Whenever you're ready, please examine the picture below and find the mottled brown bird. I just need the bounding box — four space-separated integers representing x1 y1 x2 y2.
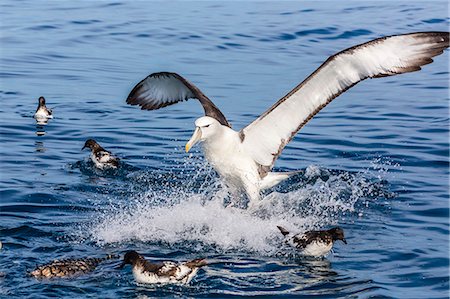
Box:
30 254 118 278
277 226 347 257
82 139 120 169
119 250 207 284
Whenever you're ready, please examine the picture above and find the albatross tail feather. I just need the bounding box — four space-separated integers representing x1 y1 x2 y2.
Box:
260 171 301 190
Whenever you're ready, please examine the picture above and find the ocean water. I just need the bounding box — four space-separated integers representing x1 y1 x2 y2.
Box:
0 1 449 298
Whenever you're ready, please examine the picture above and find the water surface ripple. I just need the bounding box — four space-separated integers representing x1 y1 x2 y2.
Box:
0 1 449 298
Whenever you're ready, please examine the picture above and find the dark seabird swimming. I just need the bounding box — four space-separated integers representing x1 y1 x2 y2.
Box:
82 139 120 169
34 96 53 125
30 254 118 278
277 226 347 257
125 32 449 209
119 250 207 284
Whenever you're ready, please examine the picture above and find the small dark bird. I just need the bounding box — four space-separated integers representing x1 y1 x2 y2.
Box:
34 96 53 123
277 226 347 257
30 254 118 278
119 250 207 284
82 139 119 169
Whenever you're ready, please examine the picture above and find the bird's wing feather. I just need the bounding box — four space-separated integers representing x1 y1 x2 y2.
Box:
293 231 319 248
240 32 449 171
126 72 230 127
142 260 166 274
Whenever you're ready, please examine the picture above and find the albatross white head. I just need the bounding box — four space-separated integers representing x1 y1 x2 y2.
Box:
185 116 222 152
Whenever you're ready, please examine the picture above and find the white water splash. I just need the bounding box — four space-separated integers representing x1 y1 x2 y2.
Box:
85 162 391 255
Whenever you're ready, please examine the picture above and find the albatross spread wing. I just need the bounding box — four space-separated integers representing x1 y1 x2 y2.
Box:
240 32 449 171
126 72 230 127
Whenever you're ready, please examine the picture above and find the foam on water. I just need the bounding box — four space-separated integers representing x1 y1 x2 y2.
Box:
87 163 390 255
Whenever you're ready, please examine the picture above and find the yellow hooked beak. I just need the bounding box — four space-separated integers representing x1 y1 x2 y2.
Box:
185 127 202 152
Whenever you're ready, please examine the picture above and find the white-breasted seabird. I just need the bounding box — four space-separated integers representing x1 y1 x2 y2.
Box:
126 32 449 208
277 226 347 257
119 250 207 285
30 254 118 278
34 96 53 124
82 139 120 169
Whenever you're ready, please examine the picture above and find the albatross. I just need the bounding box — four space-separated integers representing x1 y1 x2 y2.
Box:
126 32 449 208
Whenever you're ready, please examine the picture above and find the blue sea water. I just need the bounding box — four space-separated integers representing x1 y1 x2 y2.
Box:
0 1 449 298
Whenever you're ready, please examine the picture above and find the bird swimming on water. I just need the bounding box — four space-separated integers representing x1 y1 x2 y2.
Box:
30 254 118 278
119 250 207 285
126 32 449 208
34 96 53 124
277 226 347 257
82 139 120 169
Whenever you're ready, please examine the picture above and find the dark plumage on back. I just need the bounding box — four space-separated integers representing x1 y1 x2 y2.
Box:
30 254 118 278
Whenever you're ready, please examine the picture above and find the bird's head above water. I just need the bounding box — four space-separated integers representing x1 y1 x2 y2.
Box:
38 96 46 107
118 250 141 269
82 139 100 151
185 116 222 152
328 227 347 244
